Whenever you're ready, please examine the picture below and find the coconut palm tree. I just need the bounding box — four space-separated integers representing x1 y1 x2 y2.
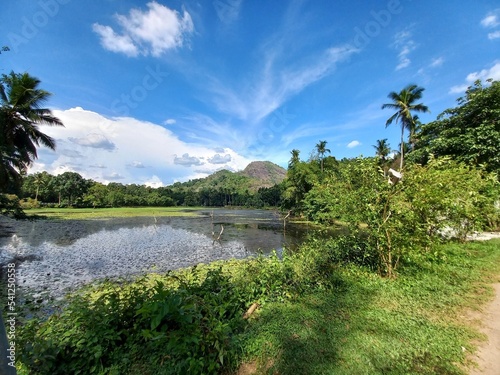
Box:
32 171 49 202
373 138 391 162
408 114 422 151
381 84 429 171
315 140 331 173
0 72 63 190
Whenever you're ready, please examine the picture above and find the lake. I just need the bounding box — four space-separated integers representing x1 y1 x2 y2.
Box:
0 209 311 300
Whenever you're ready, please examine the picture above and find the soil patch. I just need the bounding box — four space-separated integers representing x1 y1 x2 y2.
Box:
468 282 500 374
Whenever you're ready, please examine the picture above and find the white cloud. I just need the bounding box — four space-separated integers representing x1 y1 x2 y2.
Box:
488 30 500 40
128 161 146 168
144 175 164 188
206 44 358 123
430 57 444 68
173 153 203 166
164 118 176 125
30 107 252 185
69 133 116 150
92 24 138 57
449 61 500 94
481 9 500 40
392 28 416 71
481 9 500 28
93 2 194 57
208 153 232 164
347 140 361 148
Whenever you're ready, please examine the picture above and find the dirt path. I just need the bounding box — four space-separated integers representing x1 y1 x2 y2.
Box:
469 282 500 374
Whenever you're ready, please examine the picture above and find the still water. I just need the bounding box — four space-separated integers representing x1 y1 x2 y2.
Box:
0 209 310 299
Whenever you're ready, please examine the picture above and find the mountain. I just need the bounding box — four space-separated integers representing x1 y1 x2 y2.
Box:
172 161 286 193
238 161 287 189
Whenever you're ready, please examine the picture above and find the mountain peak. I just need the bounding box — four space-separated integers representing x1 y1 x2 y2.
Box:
239 161 286 189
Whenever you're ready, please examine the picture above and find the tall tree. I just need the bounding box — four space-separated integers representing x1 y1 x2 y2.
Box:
408 115 422 151
381 84 429 171
373 139 391 162
289 149 301 169
33 171 48 202
315 140 331 173
0 72 63 190
411 80 500 174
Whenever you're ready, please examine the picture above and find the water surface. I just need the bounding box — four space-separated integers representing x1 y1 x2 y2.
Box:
0 209 309 299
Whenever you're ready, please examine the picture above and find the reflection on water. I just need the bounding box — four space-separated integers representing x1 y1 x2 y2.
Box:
0 209 310 298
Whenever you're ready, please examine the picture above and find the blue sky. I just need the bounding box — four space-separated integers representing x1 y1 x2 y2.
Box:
1 0 499 186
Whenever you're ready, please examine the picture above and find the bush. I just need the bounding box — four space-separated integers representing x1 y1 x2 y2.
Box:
20 197 40 209
19 268 252 374
0 194 26 219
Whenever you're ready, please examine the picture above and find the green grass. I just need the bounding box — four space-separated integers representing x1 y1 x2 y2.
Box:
24 206 204 220
239 239 500 374
14 238 500 374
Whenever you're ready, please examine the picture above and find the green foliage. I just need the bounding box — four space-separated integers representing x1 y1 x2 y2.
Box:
303 157 499 277
411 80 500 173
0 72 63 192
15 219 500 374
242 239 500 375
0 193 26 219
382 84 429 170
50 171 91 206
18 255 311 375
19 168 283 209
18 270 243 375
282 151 320 213
136 268 247 374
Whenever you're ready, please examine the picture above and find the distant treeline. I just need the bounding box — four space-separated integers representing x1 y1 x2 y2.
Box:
19 171 282 209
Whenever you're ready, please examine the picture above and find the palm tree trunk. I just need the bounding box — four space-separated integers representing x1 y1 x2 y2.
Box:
400 125 404 171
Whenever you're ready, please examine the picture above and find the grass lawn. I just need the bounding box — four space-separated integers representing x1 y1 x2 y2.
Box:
14 237 500 374
239 239 500 374
24 206 205 220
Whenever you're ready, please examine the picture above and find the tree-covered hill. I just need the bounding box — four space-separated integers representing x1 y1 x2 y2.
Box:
15 161 285 209
239 161 287 189
174 161 286 193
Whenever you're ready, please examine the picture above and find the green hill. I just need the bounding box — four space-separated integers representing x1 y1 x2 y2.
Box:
174 161 286 193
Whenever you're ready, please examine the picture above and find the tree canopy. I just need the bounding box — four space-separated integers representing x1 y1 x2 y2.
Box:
382 84 429 171
411 80 500 174
0 72 63 191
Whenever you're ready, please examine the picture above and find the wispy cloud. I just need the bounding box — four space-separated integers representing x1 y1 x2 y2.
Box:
281 121 336 147
214 0 243 24
281 101 386 148
186 1 360 130
449 61 500 94
392 28 416 70
430 57 444 68
206 45 358 124
417 56 445 81
93 1 194 57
